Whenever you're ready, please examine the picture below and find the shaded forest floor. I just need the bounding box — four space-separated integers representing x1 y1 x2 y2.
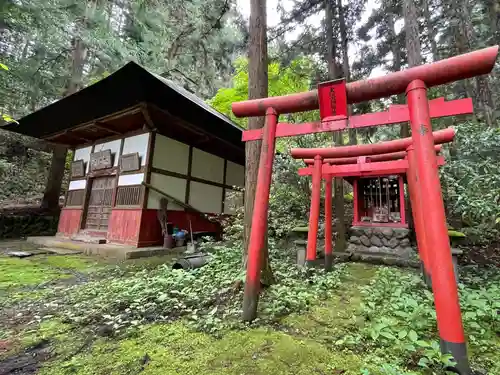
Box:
0 240 499 375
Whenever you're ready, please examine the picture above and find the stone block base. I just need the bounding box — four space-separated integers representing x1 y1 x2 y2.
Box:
347 226 414 260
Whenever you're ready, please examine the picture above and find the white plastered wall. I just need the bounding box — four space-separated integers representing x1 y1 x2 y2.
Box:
225 160 244 188
152 135 189 174
73 146 92 173
148 134 245 215
189 182 223 214
147 173 186 211
118 173 144 186
191 148 224 183
189 148 225 213
68 179 86 190
223 161 244 214
122 133 150 166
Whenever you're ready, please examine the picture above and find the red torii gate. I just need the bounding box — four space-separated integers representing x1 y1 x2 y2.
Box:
296 133 449 280
302 144 442 166
232 45 498 374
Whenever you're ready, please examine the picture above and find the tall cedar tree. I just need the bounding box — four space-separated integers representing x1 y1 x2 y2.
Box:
324 0 347 251
337 0 356 145
446 0 495 125
422 0 439 61
244 0 274 287
401 0 422 138
42 1 94 210
2 0 245 207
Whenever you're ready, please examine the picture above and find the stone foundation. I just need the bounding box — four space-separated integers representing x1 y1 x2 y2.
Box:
346 226 414 259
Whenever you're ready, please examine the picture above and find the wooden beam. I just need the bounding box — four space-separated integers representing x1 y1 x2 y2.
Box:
112 139 125 207
48 131 92 143
148 103 244 156
43 104 143 141
93 122 122 135
142 182 211 219
221 159 228 214
142 131 156 209
140 102 156 130
184 146 193 206
195 134 212 144
148 103 206 137
151 166 234 190
44 134 70 144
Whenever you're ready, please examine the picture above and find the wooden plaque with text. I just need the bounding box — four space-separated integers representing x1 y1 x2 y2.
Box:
90 149 112 171
71 160 85 178
120 153 140 172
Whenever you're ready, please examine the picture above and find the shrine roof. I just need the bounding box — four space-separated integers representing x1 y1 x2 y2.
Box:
4 62 244 164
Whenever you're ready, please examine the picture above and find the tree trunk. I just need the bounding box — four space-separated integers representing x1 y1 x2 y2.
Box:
464 0 495 125
66 38 88 96
243 0 274 286
403 0 422 67
402 0 423 227
446 0 473 99
451 0 495 126
401 0 422 138
332 131 346 251
387 12 404 106
325 0 346 251
487 0 500 45
475 75 495 126
21 37 31 60
337 0 349 82
41 145 67 211
325 0 339 79
42 16 88 211
337 0 356 145
422 0 439 61
29 43 45 113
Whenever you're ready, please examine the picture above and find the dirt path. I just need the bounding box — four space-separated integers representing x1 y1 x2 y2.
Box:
0 340 52 374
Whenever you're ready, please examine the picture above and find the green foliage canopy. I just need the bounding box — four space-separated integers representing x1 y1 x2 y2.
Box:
209 56 319 128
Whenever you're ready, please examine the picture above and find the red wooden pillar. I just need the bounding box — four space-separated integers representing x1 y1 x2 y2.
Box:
398 175 406 225
306 155 322 267
324 172 333 271
406 80 470 374
406 146 432 287
242 108 278 322
353 179 360 224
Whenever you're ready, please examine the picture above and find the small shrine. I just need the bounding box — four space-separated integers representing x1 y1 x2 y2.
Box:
348 173 411 258
351 174 406 227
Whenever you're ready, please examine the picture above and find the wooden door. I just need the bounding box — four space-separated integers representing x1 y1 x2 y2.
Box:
84 176 115 231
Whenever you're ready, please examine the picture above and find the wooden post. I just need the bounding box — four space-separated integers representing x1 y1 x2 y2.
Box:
353 179 359 224
242 108 278 322
324 173 333 271
398 175 406 225
306 155 323 267
407 79 470 374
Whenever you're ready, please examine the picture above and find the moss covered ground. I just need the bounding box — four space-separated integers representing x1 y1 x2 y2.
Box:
23 264 380 375
0 240 498 375
38 323 374 375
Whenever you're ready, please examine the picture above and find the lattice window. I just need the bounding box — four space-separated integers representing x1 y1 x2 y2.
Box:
115 185 143 207
66 189 85 207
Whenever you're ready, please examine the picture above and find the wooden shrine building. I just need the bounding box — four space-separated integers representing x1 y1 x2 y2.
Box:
5 62 245 247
